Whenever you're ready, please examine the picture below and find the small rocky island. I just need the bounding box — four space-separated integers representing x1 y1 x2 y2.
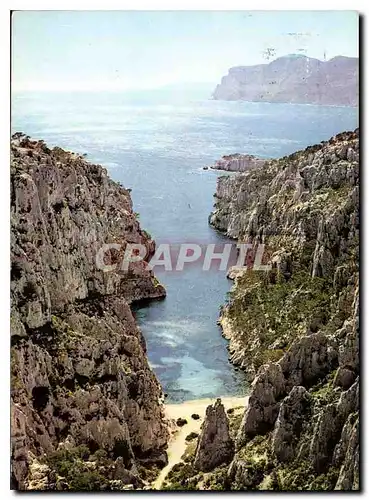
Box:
206 153 269 173
212 54 358 106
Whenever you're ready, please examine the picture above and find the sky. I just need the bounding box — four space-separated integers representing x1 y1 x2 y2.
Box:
12 10 359 92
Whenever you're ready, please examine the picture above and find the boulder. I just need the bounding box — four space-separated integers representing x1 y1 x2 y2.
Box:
185 432 199 442
176 418 187 427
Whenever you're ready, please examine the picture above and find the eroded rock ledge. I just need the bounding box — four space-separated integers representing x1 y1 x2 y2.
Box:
11 134 169 490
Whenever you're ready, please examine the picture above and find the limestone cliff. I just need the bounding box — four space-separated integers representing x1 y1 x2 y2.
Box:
10 134 169 490
206 129 359 490
212 55 358 106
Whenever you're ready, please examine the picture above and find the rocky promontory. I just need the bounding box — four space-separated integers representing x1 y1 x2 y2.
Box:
11 134 169 490
207 153 268 173
212 55 358 106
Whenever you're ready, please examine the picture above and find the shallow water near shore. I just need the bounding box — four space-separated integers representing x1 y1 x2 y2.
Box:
12 89 358 402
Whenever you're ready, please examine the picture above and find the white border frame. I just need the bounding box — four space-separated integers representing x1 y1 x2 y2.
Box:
2 2 366 497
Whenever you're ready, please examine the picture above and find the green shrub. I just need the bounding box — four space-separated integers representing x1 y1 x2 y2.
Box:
45 446 109 491
226 269 334 370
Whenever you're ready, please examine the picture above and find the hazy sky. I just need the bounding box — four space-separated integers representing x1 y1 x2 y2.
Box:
12 10 359 91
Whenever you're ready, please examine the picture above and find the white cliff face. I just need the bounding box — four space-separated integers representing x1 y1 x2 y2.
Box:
212 55 358 107
208 129 359 490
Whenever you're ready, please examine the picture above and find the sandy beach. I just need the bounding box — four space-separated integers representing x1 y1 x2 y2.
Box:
152 395 248 490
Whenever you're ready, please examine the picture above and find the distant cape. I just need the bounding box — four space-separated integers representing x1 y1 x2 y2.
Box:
212 54 358 106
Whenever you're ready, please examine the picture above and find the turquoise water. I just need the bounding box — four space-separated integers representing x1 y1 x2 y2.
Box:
12 90 358 401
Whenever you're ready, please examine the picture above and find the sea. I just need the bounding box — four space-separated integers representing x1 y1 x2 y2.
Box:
12 88 358 402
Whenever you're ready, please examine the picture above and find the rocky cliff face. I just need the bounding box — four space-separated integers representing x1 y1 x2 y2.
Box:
206 129 359 490
10 134 169 490
212 55 358 106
